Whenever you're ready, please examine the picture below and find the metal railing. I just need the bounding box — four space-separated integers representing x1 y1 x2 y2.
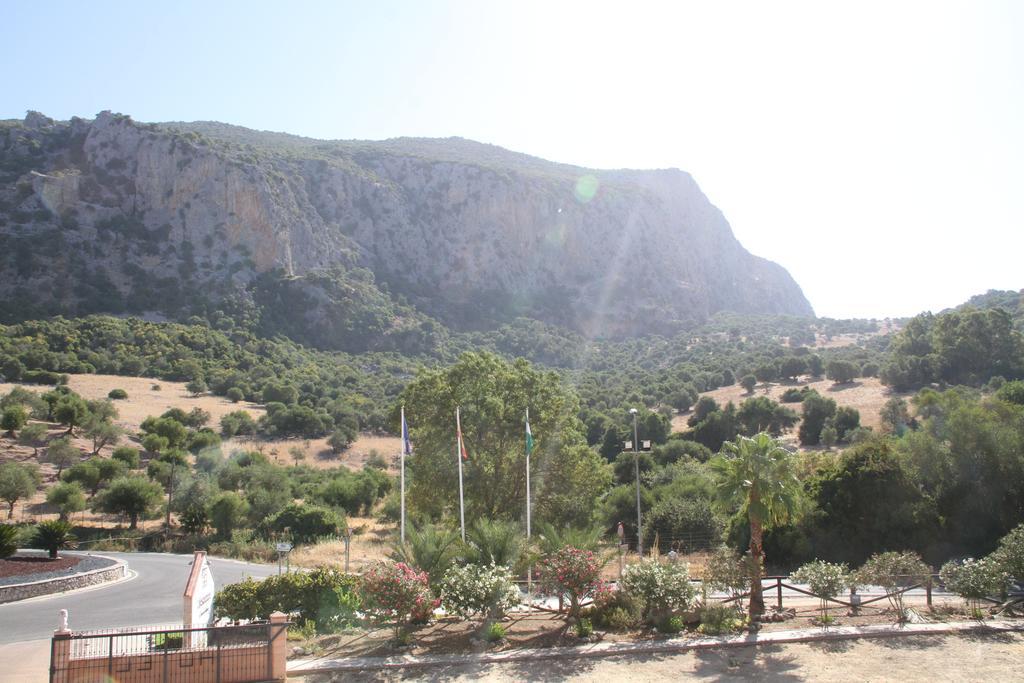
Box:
50 620 287 683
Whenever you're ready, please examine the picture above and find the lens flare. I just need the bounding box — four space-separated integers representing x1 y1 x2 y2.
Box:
574 175 599 203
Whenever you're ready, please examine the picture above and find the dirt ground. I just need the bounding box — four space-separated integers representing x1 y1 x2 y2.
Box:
290 593 986 662
298 631 1024 682
672 376 914 439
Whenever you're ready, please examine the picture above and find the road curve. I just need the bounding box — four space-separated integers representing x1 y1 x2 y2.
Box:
0 552 277 644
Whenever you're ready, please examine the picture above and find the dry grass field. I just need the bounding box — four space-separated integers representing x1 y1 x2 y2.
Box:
672 376 914 449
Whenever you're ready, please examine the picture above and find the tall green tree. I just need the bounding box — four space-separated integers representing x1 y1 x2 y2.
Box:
711 433 803 619
47 482 87 521
54 395 89 435
2 405 27 437
18 422 48 456
398 351 586 522
45 438 79 477
93 476 164 529
0 462 40 519
799 392 836 445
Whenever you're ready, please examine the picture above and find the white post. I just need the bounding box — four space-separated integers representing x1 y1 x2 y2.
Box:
456 406 466 543
526 407 532 596
631 408 643 559
400 406 406 545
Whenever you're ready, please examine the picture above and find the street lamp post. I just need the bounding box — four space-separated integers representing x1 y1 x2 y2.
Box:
629 408 643 558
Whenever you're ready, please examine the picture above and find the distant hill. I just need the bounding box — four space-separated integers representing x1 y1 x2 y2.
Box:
954 289 1024 330
0 110 812 350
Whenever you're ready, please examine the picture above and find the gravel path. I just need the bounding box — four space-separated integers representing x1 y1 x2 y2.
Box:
0 551 116 587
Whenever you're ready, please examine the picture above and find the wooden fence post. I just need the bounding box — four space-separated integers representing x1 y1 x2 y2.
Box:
776 577 783 610
926 574 933 608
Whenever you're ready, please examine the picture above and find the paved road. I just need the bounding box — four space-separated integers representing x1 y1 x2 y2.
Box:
0 551 277 644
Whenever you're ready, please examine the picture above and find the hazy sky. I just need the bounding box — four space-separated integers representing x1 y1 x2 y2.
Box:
4 1 1022 318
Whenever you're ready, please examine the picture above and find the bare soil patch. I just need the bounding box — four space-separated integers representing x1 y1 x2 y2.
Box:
291 596 1005 663
0 375 266 436
301 631 1024 682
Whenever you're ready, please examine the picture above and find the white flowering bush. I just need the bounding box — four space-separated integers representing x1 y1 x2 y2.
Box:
440 563 521 625
940 557 1009 616
620 560 696 622
992 523 1024 581
790 560 850 622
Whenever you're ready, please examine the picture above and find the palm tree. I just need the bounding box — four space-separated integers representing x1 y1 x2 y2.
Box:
390 523 462 592
710 432 803 620
465 519 525 570
33 520 77 559
533 521 606 560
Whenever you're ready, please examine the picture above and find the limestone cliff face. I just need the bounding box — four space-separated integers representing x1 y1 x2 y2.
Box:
0 112 812 339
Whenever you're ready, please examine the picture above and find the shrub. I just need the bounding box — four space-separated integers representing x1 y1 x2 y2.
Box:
32 520 77 559
620 561 697 623
485 621 506 642
855 551 931 621
439 564 520 625
780 387 807 403
108 389 128 400
0 524 17 558
390 523 463 593
992 523 1024 581
111 446 140 469
46 482 87 521
656 614 684 634
704 546 750 608
359 561 433 638
790 560 850 621
215 567 359 633
262 504 343 546
226 387 245 403
940 557 1009 616
590 582 641 630
538 546 606 620
574 617 594 638
220 410 257 437
696 603 744 635
465 518 525 569
597 605 641 631
2 405 28 436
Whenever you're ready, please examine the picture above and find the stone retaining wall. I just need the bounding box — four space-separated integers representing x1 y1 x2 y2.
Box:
0 557 126 603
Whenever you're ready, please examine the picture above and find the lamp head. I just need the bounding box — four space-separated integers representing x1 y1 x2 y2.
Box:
629 408 638 415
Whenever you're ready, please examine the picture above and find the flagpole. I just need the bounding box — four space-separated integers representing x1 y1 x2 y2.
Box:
526 407 532 597
525 407 531 542
456 406 466 543
400 406 406 545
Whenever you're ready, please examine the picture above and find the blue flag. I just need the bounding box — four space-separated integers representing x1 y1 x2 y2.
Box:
401 407 413 456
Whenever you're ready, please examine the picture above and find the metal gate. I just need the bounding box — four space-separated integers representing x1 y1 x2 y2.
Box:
50 618 289 683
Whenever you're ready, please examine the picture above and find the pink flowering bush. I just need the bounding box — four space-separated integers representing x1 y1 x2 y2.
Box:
359 561 433 638
539 546 606 619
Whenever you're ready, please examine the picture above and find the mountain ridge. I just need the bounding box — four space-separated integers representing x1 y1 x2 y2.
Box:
0 110 813 349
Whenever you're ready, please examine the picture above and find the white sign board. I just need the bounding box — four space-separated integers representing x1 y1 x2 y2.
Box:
275 542 293 553
183 551 215 636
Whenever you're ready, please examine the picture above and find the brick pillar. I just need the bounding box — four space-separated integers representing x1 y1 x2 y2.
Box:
51 630 71 683
269 611 288 682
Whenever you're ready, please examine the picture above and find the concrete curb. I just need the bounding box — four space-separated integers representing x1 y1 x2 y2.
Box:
288 619 1024 675
0 553 127 604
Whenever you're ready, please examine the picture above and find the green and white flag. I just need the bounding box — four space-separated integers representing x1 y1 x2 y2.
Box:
525 408 534 455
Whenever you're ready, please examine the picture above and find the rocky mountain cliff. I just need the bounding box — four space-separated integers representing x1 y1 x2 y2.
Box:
0 111 812 349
